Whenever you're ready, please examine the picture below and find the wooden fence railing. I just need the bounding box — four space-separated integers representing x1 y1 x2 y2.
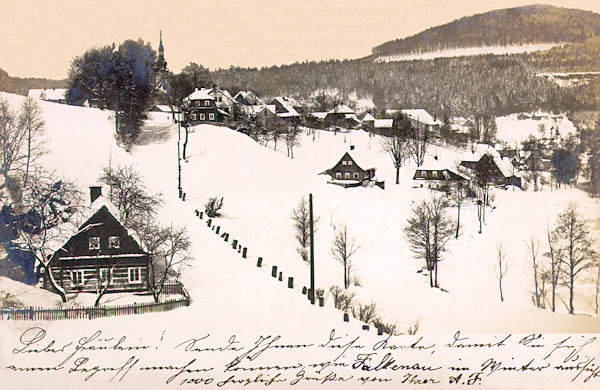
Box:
1 282 190 321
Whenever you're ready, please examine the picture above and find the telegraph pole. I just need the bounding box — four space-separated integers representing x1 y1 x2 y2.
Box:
309 193 315 305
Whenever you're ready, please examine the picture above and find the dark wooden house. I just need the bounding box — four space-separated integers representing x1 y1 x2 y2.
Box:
413 166 470 190
182 88 226 124
45 187 150 294
460 153 522 188
322 147 383 188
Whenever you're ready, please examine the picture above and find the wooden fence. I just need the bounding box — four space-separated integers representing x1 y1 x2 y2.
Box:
0 282 190 321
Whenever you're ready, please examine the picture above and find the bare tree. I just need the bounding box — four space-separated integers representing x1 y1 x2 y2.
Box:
404 196 455 288
495 244 508 302
449 180 468 238
0 98 27 180
409 120 429 167
284 123 302 159
18 97 45 187
352 301 378 324
528 238 543 308
291 197 319 263
14 168 82 302
93 260 120 307
148 225 191 303
544 225 562 312
331 224 360 289
380 134 410 185
553 203 596 314
329 285 355 311
98 163 162 228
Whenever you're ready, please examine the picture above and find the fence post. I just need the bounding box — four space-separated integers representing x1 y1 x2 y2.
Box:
319 296 324 307
287 277 293 289
257 257 262 267
195 209 199 216
199 211 203 219
302 286 307 295
362 324 369 331
215 226 220 234
242 247 247 258
343 313 349 322
232 239 238 250
271 265 277 277
207 218 212 227
278 272 283 281
29 306 34 320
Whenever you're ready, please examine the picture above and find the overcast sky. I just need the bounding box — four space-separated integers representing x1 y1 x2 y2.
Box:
1 0 600 79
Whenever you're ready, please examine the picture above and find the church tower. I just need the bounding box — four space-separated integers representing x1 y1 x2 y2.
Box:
154 31 169 100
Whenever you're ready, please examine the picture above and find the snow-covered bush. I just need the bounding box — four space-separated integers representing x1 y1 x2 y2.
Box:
204 196 224 218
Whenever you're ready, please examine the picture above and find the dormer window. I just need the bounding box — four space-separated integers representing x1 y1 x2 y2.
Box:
108 236 120 249
89 237 100 250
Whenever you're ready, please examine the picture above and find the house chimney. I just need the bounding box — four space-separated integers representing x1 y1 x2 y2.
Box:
350 145 355 150
89 185 102 204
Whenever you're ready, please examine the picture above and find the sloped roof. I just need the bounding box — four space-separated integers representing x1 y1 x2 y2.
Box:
234 90 264 105
328 104 354 115
28 88 67 101
325 147 379 172
310 112 328 119
51 195 133 254
252 104 277 117
183 88 214 102
401 109 442 126
374 119 393 128
270 97 300 117
362 113 375 122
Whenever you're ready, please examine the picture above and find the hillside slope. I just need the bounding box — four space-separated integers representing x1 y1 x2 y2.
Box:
372 4 600 58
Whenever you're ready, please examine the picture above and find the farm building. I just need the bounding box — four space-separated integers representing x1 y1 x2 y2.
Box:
460 152 522 188
182 88 229 124
413 164 470 190
321 146 384 188
44 187 150 294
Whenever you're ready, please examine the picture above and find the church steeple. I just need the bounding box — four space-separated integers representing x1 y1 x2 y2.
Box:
156 30 167 72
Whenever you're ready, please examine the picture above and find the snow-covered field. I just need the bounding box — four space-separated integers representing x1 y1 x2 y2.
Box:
496 112 577 145
1 92 599 388
374 43 562 63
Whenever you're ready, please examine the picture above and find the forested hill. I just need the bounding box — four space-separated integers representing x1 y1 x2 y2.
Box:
0 67 66 95
372 4 600 57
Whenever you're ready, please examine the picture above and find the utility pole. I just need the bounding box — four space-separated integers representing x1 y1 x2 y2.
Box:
177 140 182 198
309 193 315 305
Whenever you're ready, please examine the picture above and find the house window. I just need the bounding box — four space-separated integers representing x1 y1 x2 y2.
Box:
342 161 347 166
89 237 100 250
195 101 201 107
335 172 341 179
347 160 353 166
364 174 369 179
128 267 142 284
108 236 120 249
190 113 197 121
344 172 350 179
354 173 359 179
71 270 84 286
99 269 110 284
204 100 210 107
432 171 438 178
217 97 222 102
199 113 206 121
209 113 215 120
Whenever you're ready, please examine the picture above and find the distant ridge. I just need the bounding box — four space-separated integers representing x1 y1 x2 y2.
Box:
0 67 66 96
372 4 600 58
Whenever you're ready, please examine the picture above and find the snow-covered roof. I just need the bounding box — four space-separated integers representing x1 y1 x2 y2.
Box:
208 87 235 103
401 109 442 126
234 90 264 105
326 147 379 172
345 113 359 122
51 194 131 254
328 104 354 115
270 97 300 117
310 112 327 119
28 88 67 101
362 113 375 122
374 119 393 128
149 105 172 112
252 104 277 117
183 88 214 102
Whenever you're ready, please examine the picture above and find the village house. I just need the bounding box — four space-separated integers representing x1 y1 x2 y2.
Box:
321 146 384 189
206 85 236 114
27 88 67 104
45 186 150 294
413 163 470 190
234 90 263 106
361 113 375 131
523 152 552 172
323 104 360 129
386 108 442 133
251 105 287 128
268 97 301 123
182 88 229 124
460 151 522 188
